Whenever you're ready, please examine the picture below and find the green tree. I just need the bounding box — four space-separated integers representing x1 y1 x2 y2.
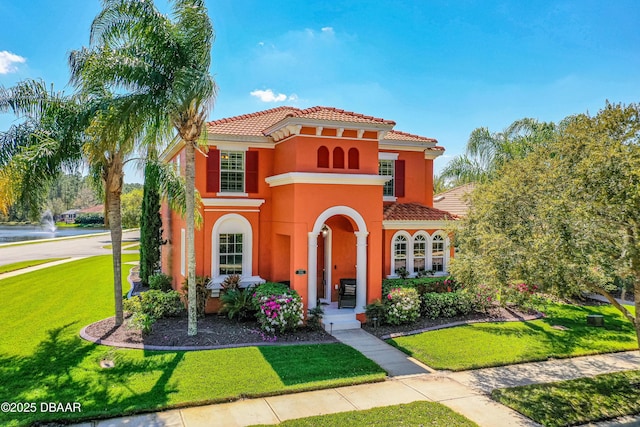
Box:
139 160 163 286
451 102 640 345
71 0 217 335
121 188 143 228
441 118 556 186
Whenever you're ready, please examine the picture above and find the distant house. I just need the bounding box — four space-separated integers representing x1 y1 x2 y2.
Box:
80 205 104 215
160 106 457 324
433 183 475 218
60 209 80 224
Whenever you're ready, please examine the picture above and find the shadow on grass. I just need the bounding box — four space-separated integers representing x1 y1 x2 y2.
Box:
0 323 184 426
492 370 640 427
258 343 385 386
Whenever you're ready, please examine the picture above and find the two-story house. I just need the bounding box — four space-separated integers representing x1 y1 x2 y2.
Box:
160 106 455 326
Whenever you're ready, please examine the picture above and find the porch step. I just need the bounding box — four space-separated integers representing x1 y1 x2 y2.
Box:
321 309 361 332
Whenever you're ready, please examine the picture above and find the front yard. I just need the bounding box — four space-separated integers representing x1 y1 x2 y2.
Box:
0 255 384 427
387 303 637 371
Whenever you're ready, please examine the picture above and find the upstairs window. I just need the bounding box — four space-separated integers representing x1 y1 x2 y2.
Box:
379 159 394 197
220 151 245 193
333 147 345 169
348 148 359 169
317 146 329 168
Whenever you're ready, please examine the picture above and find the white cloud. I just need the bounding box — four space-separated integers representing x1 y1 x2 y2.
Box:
0 51 26 74
250 89 287 102
288 94 299 102
321 27 334 35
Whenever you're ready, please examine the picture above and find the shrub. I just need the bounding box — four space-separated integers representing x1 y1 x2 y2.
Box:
365 299 385 327
221 287 256 321
467 284 497 313
502 282 539 309
74 212 104 225
307 306 324 330
385 287 420 325
421 291 475 319
148 273 173 292
252 282 293 309
181 275 210 318
256 291 304 334
124 289 184 334
221 274 241 291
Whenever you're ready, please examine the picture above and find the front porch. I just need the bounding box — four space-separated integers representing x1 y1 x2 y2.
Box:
320 302 361 332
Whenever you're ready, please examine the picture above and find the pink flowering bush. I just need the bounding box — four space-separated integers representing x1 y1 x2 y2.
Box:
256 292 304 334
385 287 420 325
503 282 540 310
467 284 497 313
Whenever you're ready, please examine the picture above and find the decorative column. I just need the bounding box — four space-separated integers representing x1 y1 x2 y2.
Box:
307 232 318 310
355 231 369 313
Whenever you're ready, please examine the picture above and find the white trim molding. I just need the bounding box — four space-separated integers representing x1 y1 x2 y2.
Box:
382 220 454 230
210 213 254 281
202 198 265 208
378 152 399 160
266 172 390 187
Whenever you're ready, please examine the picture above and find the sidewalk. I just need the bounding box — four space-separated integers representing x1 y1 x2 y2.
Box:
69 326 640 427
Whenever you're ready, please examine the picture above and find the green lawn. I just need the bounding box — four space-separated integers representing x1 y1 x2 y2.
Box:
388 303 637 371
252 401 478 427
0 256 385 427
0 258 68 274
492 370 640 427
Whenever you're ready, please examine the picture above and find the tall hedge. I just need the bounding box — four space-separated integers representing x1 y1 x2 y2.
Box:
139 161 163 286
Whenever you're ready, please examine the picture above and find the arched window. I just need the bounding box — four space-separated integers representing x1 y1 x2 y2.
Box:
413 234 426 274
348 148 359 169
333 147 345 169
431 234 445 272
212 214 253 279
317 146 329 168
393 234 408 275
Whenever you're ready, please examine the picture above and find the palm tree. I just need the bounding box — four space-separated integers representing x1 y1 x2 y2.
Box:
1 79 144 327
70 0 216 335
0 80 85 217
441 118 556 185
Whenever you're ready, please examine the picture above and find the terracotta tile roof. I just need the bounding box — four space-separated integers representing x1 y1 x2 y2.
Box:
383 202 458 221
207 107 299 136
287 106 396 125
433 183 476 217
386 130 437 143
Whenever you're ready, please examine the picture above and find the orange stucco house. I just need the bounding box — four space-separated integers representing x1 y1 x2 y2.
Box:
160 106 455 328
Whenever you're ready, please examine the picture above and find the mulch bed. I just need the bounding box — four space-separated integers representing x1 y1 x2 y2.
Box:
83 305 540 350
83 314 337 349
362 306 542 339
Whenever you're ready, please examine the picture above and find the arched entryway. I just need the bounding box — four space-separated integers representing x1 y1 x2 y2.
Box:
308 206 368 313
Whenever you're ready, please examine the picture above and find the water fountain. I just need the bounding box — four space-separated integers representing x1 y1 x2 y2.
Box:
40 209 57 234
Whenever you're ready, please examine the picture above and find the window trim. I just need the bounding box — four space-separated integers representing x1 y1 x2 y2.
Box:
211 214 253 279
388 230 449 277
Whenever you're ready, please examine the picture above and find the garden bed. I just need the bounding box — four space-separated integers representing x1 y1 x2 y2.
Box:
84 313 337 349
362 306 541 339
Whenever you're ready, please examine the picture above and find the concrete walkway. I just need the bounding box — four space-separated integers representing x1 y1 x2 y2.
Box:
331 329 432 376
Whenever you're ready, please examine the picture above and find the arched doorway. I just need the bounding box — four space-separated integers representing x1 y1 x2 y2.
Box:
308 206 368 313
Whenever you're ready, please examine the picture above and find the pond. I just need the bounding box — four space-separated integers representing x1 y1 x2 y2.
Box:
0 225 108 243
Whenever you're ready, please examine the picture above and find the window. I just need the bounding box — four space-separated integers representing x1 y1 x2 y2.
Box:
219 233 243 274
220 151 245 193
348 148 359 169
379 159 394 197
317 146 329 168
413 234 426 273
432 234 445 272
393 234 407 274
333 147 345 169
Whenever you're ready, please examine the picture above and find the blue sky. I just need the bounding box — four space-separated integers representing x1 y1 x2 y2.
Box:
1 1 639 183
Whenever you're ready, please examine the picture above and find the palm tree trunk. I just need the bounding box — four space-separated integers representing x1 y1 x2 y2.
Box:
106 157 124 326
185 141 197 336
